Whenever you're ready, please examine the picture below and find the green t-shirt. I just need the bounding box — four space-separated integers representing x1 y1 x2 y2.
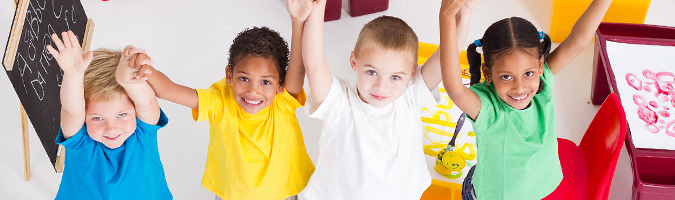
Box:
468 63 562 200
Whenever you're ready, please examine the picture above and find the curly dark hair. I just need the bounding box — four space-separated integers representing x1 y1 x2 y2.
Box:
228 27 290 84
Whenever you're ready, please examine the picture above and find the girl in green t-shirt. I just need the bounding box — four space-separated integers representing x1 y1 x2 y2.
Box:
438 0 613 199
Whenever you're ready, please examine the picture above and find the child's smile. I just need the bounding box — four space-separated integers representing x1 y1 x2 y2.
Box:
85 95 137 149
228 55 284 114
371 94 388 101
486 49 543 110
507 91 533 107
103 133 121 140
242 98 263 106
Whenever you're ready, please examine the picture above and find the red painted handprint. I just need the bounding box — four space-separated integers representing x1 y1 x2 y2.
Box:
626 69 675 137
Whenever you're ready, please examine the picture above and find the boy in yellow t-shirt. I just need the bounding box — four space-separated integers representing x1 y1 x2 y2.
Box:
134 16 313 200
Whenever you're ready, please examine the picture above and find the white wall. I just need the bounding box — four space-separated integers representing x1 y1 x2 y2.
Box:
0 0 673 199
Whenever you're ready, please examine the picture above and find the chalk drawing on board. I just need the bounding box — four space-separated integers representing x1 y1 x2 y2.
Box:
39 51 50 75
27 38 36 61
16 54 31 94
17 54 32 78
53 1 63 19
3 0 91 168
31 71 45 100
607 41 675 150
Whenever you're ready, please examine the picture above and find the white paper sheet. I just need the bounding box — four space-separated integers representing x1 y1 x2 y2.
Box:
607 41 675 150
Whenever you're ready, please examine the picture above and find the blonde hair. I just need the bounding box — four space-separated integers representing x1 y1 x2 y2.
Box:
354 16 419 66
83 48 127 102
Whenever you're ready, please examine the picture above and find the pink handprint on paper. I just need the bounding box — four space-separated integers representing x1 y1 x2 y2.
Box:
666 120 675 137
648 70 675 102
658 111 670 118
626 69 675 137
626 73 642 90
635 95 659 133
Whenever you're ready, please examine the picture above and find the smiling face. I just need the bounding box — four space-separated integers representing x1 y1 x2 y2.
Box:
351 44 416 108
85 94 137 149
484 48 543 110
227 55 284 114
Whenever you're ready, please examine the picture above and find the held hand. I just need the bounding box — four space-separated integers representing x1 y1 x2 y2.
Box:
116 49 153 85
440 0 470 17
135 64 154 81
122 45 153 69
45 31 92 76
287 0 318 22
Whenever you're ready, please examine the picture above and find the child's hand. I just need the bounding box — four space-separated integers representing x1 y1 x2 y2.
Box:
122 45 153 69
287 0 318 22
305 0 326 22
116 46 153 85
135 64 154 81
441 0 470 17
46 31 93 76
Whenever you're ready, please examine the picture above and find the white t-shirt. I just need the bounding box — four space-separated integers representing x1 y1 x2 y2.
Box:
300 66 440 200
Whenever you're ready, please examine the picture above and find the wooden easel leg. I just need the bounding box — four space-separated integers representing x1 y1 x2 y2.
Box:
20 104 30 181
55 146 65 173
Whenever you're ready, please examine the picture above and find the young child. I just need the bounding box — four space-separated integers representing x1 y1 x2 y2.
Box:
47 31 171 199
438 0 613 199
133 9 314 200
292 0 477 199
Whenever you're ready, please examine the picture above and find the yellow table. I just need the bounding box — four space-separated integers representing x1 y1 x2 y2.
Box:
421 180 463 200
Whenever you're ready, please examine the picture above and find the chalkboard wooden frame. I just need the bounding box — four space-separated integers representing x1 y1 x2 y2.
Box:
3 0 93 172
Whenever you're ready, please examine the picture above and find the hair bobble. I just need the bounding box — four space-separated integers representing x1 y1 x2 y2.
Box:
538 31 545 39
474 39 483 47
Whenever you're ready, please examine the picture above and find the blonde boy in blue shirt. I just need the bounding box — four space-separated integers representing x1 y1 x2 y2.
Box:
48 31 171 199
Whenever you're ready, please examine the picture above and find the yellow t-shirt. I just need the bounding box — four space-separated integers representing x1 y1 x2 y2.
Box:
193 78 314 200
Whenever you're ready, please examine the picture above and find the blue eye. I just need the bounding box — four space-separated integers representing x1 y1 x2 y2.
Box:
525 71 534 77
501 75 512 80
262 80 271 85
118 113 126 118
93 117 102 121
391 75 401 80
367 70 376 76
239 77 248 82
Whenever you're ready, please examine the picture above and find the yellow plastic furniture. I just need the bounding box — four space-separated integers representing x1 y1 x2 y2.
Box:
550 0 651 43
421 179 463 200
418 42 479 80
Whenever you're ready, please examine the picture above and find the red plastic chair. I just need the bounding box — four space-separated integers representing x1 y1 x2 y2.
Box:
544 93 627 200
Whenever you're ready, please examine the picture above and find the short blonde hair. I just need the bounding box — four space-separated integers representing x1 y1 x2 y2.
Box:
354 16 419 66
83 48 127 102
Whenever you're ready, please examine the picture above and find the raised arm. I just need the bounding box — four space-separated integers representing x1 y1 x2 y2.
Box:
421 0 481 90
116 47 160 125
547 0 612 75
134 64 199 110
456 0 481 51
46 31 92 139
285 0 313 98
298 0 333 107
440 0 481 120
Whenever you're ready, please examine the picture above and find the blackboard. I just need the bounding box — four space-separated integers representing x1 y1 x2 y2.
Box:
3 0 90 169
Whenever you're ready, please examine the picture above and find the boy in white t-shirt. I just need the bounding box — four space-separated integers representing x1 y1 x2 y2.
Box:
289 0 477 199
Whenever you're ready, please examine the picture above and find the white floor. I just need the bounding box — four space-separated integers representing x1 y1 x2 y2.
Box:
1 0 674 199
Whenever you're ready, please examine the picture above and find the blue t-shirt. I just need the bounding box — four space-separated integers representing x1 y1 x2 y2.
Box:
55 110 172 200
